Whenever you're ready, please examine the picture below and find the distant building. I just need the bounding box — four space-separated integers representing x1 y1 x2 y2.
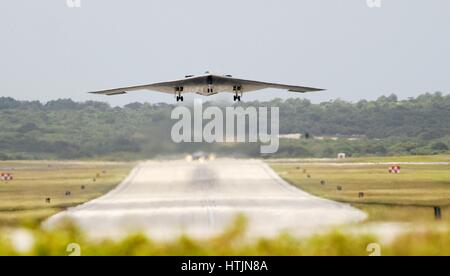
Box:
278 133 302 140
337 153 347 159
315 136 338 141
314 135 366 141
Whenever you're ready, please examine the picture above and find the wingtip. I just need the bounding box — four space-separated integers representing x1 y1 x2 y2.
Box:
307 88 326 92
88 91 127 96
289 88 325 93
88 91 106 95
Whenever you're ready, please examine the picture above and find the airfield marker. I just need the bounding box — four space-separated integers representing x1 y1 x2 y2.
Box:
1 173 13 181
434 207 442 220
389 166 401 174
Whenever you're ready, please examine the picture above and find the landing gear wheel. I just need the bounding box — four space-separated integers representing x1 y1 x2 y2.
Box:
176 95 184 102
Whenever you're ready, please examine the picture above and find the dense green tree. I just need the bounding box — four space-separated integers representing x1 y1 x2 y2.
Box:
431 142 449 151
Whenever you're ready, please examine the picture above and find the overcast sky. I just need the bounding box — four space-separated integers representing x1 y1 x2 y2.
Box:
0 0 449 105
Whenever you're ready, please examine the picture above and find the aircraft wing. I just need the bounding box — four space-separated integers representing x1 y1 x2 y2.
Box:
88 79 190 96
217 76 324 93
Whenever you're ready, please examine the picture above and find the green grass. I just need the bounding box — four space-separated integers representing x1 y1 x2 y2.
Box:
340 155 450 163
0 161 133 226
267 154 450 163
270 159 450 222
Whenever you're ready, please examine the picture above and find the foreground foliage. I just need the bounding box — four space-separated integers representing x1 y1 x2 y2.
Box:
1 217 449 256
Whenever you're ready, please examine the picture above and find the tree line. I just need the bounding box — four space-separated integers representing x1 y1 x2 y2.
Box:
0 93 449 160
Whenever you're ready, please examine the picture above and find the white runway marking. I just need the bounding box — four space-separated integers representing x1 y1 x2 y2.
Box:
45 159 366 240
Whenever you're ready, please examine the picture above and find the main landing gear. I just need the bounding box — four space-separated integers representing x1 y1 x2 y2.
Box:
175 87 184 102
233 85 242 102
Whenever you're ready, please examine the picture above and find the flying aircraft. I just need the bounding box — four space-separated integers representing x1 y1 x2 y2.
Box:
89 72 324 102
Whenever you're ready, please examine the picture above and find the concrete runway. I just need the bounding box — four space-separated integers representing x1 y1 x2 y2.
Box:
45 159 366 240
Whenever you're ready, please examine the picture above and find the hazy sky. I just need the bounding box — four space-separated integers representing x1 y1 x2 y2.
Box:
1 0 449 105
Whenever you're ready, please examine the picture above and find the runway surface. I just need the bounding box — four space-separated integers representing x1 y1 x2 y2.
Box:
45 159 366 240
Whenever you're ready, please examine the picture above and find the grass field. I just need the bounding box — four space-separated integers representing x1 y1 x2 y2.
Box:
0 161 133 226
342 155 450 163
269 157 450 222
270 154 450 164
